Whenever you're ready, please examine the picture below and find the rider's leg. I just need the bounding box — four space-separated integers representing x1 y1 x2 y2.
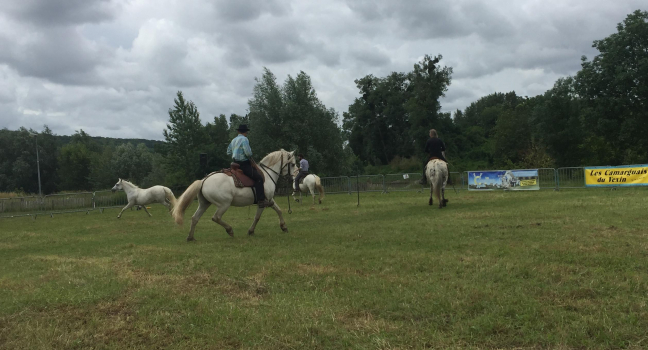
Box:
250 167 266 203
239 161 268 206
418 159 428 185
294 172 304 191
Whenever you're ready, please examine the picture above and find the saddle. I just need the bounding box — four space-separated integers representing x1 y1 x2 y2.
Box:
428 156 446 162
205 163 263 188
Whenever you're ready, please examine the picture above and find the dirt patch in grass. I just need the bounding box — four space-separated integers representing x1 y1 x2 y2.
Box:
337 310 400 333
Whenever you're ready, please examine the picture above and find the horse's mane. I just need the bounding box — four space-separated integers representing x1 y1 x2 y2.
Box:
120 179 140 189
261 149 289 167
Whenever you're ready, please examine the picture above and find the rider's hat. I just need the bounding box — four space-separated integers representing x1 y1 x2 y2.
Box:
236 124 250 132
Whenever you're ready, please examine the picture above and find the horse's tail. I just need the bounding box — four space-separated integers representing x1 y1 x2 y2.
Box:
433 161 448 203
171 180 202 226
315 175 325 200
164 187 177 209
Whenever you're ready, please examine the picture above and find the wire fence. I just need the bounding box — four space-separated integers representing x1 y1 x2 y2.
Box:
0 167 637 218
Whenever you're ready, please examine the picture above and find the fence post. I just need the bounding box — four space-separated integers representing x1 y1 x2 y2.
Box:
554 169 560 191
381 174 386 194
347 177 351 195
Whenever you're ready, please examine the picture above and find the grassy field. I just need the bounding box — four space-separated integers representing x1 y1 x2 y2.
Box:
1 189 647 349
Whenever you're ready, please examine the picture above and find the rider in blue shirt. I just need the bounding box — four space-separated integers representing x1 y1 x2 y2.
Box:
227 124 270 208
294 154 309 191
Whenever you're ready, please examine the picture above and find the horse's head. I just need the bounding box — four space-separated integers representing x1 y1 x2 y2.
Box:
111 178 123 192
284 150 296 177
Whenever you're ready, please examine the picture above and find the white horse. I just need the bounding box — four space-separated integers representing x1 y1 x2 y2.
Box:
171 149 295 241
291 169 325 205
111 179 177 218
426 159 449 208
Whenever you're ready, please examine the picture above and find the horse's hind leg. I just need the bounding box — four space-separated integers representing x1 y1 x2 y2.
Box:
442 188 448 207
309 185 316 206
187 196 211 242
211 203 233 237
429 184 434 206
142 206 153 217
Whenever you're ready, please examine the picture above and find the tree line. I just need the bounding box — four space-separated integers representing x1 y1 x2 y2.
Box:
1 10 646 195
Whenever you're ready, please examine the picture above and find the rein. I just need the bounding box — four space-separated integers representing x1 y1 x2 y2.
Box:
258 153 293 187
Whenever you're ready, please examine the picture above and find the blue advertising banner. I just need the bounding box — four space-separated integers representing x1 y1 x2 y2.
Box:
468 170 540 190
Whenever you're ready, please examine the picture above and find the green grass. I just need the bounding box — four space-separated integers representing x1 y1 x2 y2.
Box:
1 189 648 349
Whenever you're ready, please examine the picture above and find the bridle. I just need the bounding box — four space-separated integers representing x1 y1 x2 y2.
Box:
258 152 294 188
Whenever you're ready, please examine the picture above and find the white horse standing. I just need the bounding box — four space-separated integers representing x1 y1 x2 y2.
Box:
426 159 449 208
111 179 177 218
171 150 295 241
291 168 325 205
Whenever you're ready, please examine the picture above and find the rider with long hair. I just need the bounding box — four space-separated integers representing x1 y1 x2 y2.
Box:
418 129 448 185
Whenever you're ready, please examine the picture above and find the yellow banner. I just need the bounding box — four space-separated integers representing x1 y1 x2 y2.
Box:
585 165 648 186
520 179 537 186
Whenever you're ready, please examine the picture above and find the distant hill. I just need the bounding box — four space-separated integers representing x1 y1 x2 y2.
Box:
55 135 165 151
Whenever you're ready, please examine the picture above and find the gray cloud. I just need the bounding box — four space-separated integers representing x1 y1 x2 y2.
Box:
4 0 120 26
0 0 644 140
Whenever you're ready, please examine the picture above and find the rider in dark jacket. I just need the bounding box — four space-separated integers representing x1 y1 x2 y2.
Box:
418 129 448 185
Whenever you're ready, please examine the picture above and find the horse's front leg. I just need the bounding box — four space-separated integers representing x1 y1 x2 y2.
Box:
429 183 434 206
247 206 265 236
292 191 299 203
142 206 153 217
270 201 288 233
117 202 135 218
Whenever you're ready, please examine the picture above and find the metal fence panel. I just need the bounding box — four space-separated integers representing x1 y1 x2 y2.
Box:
43 192 94 212
319 176 351 194
557 167 586 188
384 173 424 192
538 168 557 190
348 175 385 193
93 190 128 209
0 196 42 215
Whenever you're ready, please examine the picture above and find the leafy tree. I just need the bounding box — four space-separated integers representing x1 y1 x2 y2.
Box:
227 113 249 139
248 68 284 154
57 130 94 191
204 114 231 171
575 9 648 165
162 91 209 186
88 147 116 190
344 55 452 167
248 68 345 175
111 143 153 185
406 55 454 161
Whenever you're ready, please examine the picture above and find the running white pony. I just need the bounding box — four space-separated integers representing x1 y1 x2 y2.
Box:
426 159 449 209
291 168 325 205
111 179 177 218
171 149 295 241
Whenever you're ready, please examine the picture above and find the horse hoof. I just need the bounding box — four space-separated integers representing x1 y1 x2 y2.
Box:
187 237 196 242
248 230 254 236
282 227 289 233
226 229 234 237
319 200 322 204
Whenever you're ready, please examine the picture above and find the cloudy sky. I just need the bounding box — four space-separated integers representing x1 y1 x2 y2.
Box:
0 0 644 140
